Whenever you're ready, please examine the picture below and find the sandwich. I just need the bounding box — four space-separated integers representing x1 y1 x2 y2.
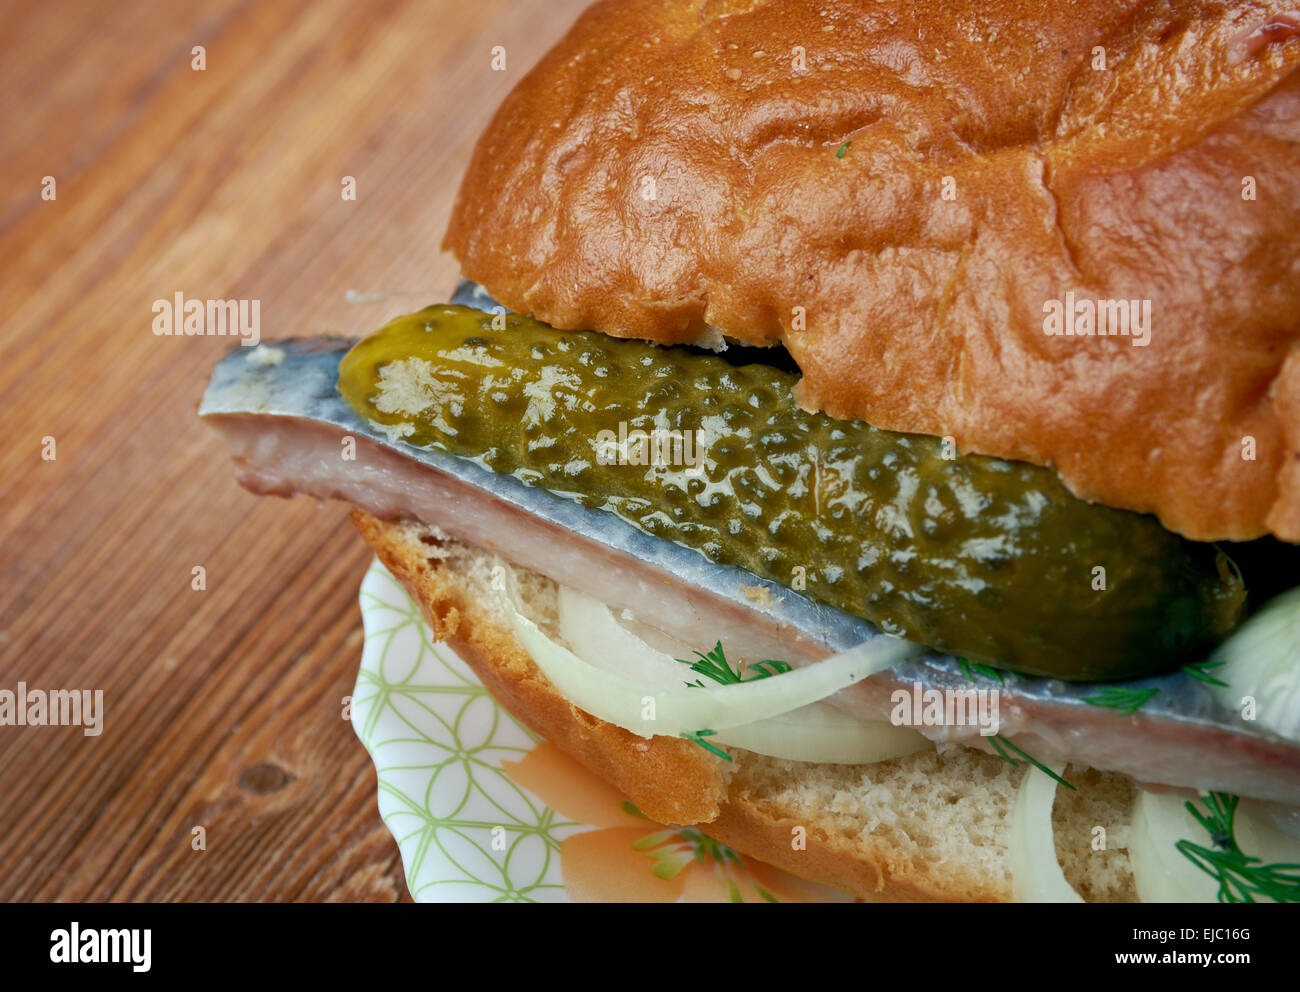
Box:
200 0 1300 901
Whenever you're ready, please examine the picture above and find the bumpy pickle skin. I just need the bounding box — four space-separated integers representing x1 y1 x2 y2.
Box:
338 305 1245 681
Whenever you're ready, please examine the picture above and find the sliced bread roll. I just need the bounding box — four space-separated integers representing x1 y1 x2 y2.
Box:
353 509 1138 902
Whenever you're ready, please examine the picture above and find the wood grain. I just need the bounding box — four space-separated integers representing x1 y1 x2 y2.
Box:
0 0 590 901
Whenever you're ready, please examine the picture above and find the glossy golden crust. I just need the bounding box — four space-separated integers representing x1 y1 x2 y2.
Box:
445 0 1300 541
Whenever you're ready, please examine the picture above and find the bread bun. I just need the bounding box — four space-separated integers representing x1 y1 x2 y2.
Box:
353 509 1139 902
444 0 1300 542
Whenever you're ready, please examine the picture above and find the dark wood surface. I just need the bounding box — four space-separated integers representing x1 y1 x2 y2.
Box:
0 0 588 901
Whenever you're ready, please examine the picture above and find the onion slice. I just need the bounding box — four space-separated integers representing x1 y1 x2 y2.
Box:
557 586 692 689
1128 790 1219 902
712 702 928 764
1129 788 1300 903
1009 762 1084 902
1206 586 1300 742
556 584 928 763
499 573 923 739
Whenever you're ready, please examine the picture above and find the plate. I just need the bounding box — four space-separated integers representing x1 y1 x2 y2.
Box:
350 557 846 902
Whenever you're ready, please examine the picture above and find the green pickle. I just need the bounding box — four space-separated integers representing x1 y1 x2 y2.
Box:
339 305 1245 681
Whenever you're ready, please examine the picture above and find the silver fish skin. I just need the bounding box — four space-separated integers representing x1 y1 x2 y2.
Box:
198 284 1300 805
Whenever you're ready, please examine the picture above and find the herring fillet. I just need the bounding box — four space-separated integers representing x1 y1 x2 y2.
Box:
198 284 1300 805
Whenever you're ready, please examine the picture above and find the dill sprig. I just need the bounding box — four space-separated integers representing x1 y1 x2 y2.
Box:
676 643 791 761
1081 686 1160 716
1181 659 1229 688
988 734 1077 791
956 656 1004 683
1177 793 1300 903
679 729 730 762
678 642 791 688
955 661 1074 790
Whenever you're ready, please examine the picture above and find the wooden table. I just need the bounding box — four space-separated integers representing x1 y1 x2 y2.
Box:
0 0 589 901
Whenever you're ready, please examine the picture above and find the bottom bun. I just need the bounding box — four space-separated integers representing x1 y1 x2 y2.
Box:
352 510 1139 902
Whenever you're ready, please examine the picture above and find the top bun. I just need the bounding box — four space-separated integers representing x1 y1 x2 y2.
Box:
445 0 1300 542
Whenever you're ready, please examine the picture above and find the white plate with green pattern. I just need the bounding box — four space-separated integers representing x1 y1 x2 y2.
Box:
350 557 847 903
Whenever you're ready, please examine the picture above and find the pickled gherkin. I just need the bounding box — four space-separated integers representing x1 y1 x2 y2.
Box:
338 304 1245 681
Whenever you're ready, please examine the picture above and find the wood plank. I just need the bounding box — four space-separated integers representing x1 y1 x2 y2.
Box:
0 0 590 901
